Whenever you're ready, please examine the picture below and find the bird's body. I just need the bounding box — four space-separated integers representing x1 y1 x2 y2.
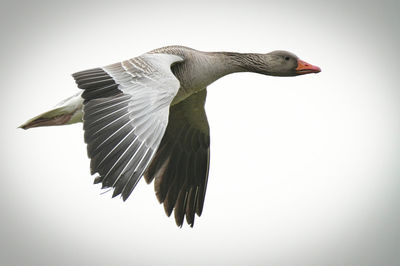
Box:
20 45 321 227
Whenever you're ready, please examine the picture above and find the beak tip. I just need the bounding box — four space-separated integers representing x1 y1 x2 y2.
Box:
296 59 321 74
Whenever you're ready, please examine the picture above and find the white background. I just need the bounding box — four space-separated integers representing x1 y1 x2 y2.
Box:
2 0 400 265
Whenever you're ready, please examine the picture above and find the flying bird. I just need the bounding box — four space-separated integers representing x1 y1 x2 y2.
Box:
20 46 321 227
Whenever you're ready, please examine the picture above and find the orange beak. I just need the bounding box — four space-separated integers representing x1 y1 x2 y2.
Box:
296 59 321 74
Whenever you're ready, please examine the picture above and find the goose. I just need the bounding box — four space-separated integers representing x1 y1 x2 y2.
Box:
20 45 321 227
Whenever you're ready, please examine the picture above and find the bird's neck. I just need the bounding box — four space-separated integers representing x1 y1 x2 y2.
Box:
178 51 270 89
170 49 272 105
209 51 272 76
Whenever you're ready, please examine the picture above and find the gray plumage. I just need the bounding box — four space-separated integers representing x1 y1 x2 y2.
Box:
20 45 321 227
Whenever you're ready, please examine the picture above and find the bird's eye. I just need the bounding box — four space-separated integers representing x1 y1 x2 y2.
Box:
284 56 290 61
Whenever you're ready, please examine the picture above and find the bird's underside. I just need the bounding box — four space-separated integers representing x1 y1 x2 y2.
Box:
72 52 210 227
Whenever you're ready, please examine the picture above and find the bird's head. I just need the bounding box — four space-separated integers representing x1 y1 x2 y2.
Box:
264 50 321 76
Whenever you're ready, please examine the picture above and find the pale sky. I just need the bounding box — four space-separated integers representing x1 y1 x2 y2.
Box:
2 0 400 265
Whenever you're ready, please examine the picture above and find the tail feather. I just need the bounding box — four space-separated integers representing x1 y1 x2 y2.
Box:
19 107 73 129
19 92 84 130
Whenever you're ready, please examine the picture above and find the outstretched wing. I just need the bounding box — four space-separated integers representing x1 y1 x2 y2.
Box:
72 53 184 200
144 89 210 227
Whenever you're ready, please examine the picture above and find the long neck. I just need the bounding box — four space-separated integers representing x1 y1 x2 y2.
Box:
210 51 272 75
173 50 271 91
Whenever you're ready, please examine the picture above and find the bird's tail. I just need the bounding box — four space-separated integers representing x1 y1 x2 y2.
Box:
19 92 84 130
